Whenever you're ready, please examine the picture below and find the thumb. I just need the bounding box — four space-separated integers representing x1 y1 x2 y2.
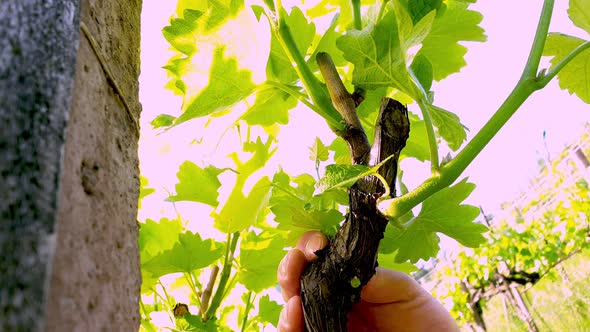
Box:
361 268 425 304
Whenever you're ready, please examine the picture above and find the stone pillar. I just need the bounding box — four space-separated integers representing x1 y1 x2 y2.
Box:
0 1 81 331
0 0 142 331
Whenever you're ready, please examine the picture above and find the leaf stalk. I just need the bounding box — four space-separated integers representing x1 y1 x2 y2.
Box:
204 232 240 320
417 99 439 172
275 9 345 132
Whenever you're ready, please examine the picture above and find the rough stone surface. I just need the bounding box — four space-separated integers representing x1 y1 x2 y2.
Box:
44 0 143 331
0 1 80 331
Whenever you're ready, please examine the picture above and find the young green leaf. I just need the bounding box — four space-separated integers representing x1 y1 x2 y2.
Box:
139 176 156 209
258 295 282 328
163 9 203 56
266 7 316 83
410 54 434 92
214 176 272 233
401 114 430 161
139 218 183 262
316 155 397 193
428 104 467 151
336 10 420 98
175 48 256 126
168 161 225 207
382 178 487 263
405 0 443 23
150 114 177 129
309 137 329 163
543 33 590 104
307 14 346 71
316 164 372 192
230 137 277 176
270 172 343 243
377 251 418 274
238 232 286 292
142 232 224 278
416 1 486 80
329 137 351 165
242 86 298 126
568 0 590 33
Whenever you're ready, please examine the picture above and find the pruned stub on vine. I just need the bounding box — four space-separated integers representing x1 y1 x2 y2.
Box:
300 52 410 332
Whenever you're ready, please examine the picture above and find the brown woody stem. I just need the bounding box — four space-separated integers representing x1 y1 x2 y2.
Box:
300 56 410 330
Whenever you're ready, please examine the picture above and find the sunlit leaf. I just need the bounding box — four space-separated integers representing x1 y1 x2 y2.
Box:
142 232 224 277
385 179 486 263
267 7 316 83
416 1 486 80
543 33 590 104
242 85 298 126
238 232 286 292
168 161 224 207
428 104 467 151
139 176 156 209
337 10 420 98
214 176 272 233
139 218 183 262
309 137 329 163
258 295 282 327
568 0 590 34
175 48 256 125
150 114 177 129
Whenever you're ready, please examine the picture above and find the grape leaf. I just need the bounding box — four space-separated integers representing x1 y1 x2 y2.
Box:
404 0 443 23
163 9 203 56
142 232 224 277
270 172 343 243
175 48 256 126
309 137 329 163
168 161 224 207
316 164 371 192
174 0 244 33
386 179 486 263
307 14 346 71
258 295 282 328
242 85 298 126
336 10 420 98
238 232 286 292
329 137 350 164
274 207 344 243
543 33 590 104
410 54 434 93
416 1 486 81
150 114 177 129
316 155 396 193
214 176 272 233
378 251 418 274
401 114 430 161
139 176 156 209
230 137 277 176
138 218 183 262
267 7 316 83
428 104 467 151
568 0 590 33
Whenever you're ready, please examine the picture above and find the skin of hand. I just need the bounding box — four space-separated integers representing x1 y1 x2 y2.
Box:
277 231 459 332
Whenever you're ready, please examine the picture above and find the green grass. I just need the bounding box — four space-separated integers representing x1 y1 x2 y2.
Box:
480 249 590 331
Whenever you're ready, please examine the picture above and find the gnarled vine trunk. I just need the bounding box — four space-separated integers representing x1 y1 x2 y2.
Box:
301 98 410 331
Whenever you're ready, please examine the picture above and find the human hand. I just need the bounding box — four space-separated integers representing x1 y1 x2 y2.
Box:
277 231 459 332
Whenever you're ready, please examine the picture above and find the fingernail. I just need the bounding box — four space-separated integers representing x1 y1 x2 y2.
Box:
306 234 325 257
278 254 289 278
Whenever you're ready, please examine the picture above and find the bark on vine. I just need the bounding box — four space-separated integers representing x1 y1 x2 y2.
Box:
301 53 410 331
